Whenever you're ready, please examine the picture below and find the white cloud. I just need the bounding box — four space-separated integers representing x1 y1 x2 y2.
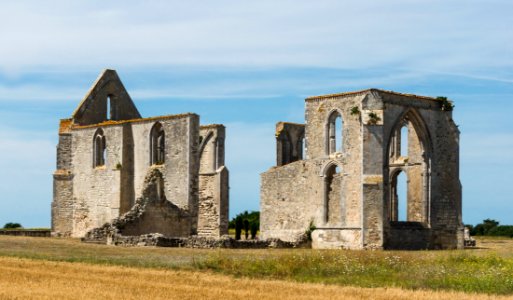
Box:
0 1 512 78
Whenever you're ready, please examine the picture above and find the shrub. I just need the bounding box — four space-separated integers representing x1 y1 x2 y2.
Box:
436 96 454 112
367 112 381 125
350 106 360 116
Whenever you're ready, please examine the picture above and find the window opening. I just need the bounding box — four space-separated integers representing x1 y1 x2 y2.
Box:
327 111 343 154
150 123 165 165
397 171 407 221
93 129 106 167
400 125 408 157
106 96 111 120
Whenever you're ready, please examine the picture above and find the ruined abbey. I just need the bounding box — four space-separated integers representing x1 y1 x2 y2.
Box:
52 70 463 249
260 89 463 249
52 70 229 239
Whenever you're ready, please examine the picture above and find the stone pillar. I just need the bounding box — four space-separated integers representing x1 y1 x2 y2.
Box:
361 108 385 249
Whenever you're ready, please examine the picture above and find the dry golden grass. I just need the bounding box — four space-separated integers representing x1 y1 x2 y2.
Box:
0 256 507 300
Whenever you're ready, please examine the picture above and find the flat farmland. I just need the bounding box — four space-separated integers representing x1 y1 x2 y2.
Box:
0 236 512 299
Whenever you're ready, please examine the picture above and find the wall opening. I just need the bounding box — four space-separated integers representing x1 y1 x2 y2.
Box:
281 134 291 165
397 171 407 221
301 136 306 160
93 129 106 167
276 124 305 166
335 116 343 152
324 164 342 224
327 111 343 154
150 122 165 165
400 124 408 157
106 95 111 120
387 110 432 225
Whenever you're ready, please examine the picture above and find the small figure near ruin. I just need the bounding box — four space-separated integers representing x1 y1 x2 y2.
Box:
52 70 229 240
260 89 463 249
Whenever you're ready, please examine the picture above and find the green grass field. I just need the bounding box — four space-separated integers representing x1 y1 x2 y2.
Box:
0 236 512 295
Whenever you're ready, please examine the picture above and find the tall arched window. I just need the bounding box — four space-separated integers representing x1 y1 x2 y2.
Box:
327 111 343 154
93 129 106 167
150 122 165 165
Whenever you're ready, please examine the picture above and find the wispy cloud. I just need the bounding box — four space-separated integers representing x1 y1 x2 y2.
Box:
0 1 512 78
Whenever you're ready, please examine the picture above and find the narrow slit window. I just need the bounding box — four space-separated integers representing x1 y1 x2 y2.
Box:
106 96 111 120
335 116 343 152
400 125 408 157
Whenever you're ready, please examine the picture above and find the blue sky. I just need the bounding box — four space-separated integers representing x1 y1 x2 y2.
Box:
0 1 512 227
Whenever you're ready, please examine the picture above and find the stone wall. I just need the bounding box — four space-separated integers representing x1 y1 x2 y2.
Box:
83 169 192 242
197 125 229 238
260 160 321 242
51 113 200 238
197 167 229 237
261 93 364 248
0 230 51 237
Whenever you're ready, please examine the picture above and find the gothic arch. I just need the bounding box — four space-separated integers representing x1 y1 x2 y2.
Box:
198 131 214 158
325 109 344 155
93 128 106 168
385 108 432 225
150 122 165 165
386 108 433 159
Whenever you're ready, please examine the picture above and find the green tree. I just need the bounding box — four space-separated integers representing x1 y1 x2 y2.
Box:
250 222 258 239
235 216 243 240
472 219 499 236
229 211 260 239
243 219 250 239
3 222 22 229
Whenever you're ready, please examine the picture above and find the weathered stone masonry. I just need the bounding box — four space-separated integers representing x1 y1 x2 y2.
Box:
260 89 463 250
52 69 229 239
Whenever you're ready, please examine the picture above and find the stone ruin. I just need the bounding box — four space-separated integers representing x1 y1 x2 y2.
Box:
52 70 464 250
52 69 229 241
260 89 464 249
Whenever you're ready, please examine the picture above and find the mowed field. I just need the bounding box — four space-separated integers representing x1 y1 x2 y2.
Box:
0 236 512 299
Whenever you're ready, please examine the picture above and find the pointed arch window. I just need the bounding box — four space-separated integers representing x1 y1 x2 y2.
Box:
327 110 343 154
150 122 165 165
387 110 432 225
93 129 106 167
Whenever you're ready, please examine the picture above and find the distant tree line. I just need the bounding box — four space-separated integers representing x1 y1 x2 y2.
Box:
229 211 259 240
467 219 513 237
